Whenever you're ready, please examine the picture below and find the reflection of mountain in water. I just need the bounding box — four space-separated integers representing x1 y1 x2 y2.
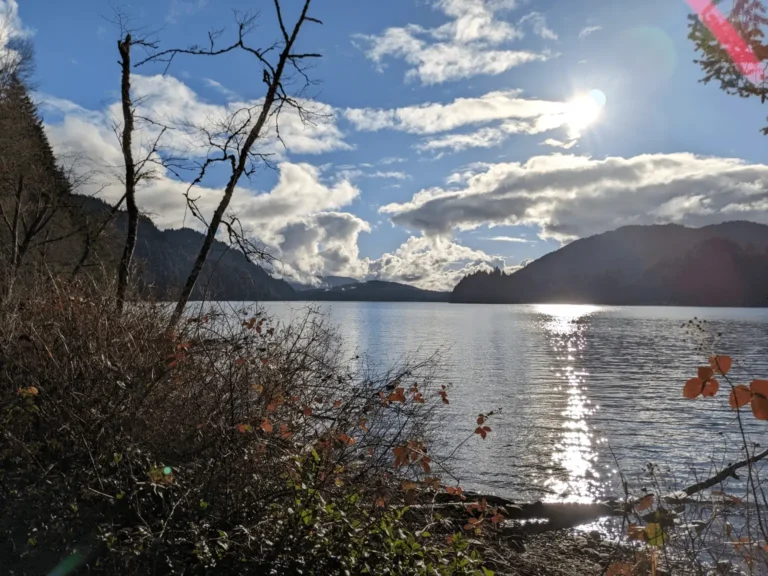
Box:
452 222 768 306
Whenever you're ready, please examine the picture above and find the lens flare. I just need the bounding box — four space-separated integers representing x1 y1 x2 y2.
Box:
565 89 606 134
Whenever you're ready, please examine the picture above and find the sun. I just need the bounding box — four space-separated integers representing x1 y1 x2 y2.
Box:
565 89 606 134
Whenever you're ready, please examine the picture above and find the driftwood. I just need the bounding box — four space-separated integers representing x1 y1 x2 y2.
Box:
426 447 768 533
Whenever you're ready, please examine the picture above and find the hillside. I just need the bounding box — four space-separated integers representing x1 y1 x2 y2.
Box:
295 280 450 302
79 197 296 301
451 222 768 306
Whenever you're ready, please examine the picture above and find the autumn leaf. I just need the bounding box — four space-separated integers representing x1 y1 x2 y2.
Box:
627 523 645 541
490 513 505 524
279 424 293 439
235 423 252 433
333 400 342 408
302 406 313 417
477 414 486 425
636 494 654 511
730 385 752 409
422 476 441 489
376 497 386 508
710 355 732 375
606 563 634 576
645 523 667 547
388 387 406 403
702 378 719 397
475 426 492 440
413 392 425 403
698 366 714 381
338 434 356 446
752 394 768 420
420 456 432 473
402 481 418 491
683 377 704 399
260 418 273 433
751 379 768 397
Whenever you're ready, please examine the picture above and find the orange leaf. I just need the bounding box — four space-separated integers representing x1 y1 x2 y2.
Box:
751 380 768 397
752 394 768 420
376 497 386 508
235 423 252 433
698 366 714 381
710 355 732 375
730 385 752 409
260 418 273 433
702 378 719 397
279 424 293 439
338 433 356 446
420 456 432 473
683 377 704 399
490 513 505 524
402 481 418 491
636 494 654 511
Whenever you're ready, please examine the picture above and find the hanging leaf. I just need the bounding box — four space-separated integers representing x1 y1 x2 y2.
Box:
752 394 768 420
698 366 714 381
477 414 486 425
729 385 752 409
710 355 732 375
683 377 704 399
260 418 273 433
751 379 768 397
702 378 719 397
420 456 432 473
279 424 293 439
235 423 252 433
645 522 667 547
636 494 654 511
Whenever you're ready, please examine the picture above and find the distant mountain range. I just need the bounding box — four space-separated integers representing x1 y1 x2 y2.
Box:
451 221 768 306
294 280 450 302
84 198 447 302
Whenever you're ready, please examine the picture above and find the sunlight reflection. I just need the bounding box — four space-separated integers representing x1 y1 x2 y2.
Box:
537 304 604 504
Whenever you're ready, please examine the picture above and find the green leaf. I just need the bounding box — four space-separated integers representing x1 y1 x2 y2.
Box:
311 448 320 462
482 567 496 576
645 523 667 547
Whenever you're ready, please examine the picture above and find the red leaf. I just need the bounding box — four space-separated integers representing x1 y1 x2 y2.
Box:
751 380 768 397
333 400 342 408
636 494 654 511
698 366 714 381
710 355 732 375
477 414 486 425
490 514 505 524
730 385 752 409
475 426 488 440
702 378 719 397
279 424 293 439
752 394 768 420
420 456 432 473
683 377 704 399
303 406 313 417
260 418 273 433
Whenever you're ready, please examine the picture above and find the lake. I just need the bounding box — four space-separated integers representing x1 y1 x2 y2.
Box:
254 302 768 504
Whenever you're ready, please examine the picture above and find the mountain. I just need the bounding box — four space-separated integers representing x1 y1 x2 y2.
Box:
79 197 296 301
451 222 768 306
295 280 450 302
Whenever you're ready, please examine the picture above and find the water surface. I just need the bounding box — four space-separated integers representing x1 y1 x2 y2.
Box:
255 302 768 503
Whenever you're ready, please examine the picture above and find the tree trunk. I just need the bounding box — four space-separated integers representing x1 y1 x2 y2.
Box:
116 34 138 313
167 1 313 329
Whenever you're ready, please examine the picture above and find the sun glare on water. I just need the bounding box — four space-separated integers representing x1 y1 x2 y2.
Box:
565 89 606 134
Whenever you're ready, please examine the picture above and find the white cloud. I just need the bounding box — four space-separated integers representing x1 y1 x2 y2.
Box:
354 0 552 84
38 82 368 283
380 153 768 242
345 90 568 135
0 0 30 77
519 12 558 41
578 25 602 40
481 236 533 243
541 137 577 149
203 78 239 101
363 236 511 291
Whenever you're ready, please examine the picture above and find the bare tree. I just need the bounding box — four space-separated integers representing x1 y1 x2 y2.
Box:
137 0 322 328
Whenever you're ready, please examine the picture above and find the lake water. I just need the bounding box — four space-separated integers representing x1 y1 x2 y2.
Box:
257 302 768 504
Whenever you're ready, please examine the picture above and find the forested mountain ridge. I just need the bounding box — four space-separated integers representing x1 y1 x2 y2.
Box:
451 222 768 306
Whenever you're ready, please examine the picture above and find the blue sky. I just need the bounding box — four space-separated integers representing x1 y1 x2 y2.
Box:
5 0 768 289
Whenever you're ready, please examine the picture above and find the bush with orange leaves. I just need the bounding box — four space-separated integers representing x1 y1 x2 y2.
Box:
0 278 494 575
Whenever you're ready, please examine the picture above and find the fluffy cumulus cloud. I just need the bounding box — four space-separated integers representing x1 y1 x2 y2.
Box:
364 236 512 291
0 0 30 74
353 0 554 84
37 76 370 283
381 153 768 242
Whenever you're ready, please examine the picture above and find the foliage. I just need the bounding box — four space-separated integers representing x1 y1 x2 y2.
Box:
0 279 494 574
